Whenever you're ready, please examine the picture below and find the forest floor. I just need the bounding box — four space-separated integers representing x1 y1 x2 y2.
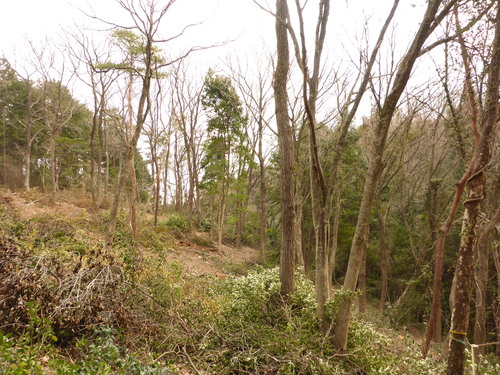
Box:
2 188 260 279
0 188 475 375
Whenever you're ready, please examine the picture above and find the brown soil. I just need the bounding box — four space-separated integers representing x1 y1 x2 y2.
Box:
170 237 260 277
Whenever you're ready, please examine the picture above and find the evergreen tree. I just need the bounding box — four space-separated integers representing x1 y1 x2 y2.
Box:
200 70 250 249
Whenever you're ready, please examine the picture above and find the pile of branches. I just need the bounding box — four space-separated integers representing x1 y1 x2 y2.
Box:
0 235 149 344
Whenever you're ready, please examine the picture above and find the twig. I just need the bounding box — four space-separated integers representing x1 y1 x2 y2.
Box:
182 345 202 375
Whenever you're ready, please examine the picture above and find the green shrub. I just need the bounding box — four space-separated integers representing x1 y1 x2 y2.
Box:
159 213 189 231
75 326 173 374
200 217 213 232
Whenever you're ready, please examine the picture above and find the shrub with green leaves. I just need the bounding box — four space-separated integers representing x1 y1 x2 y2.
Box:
75 326 173 375
159 213 189 231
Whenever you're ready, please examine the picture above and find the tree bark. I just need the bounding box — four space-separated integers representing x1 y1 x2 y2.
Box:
258 117 267 263
377 201 389 311
128 153 138 239
473 233 488 358
274 0 296 296
358 242 367 316
328 182 341 285
49 133 57 205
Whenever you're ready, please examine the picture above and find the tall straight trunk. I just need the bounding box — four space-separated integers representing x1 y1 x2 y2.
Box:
333 0 445 350
49 134 57 205
294 173 305 268
104 125 109 198
24 140 31 191
186 147 195 223
274 0 296 296
447 3 499 373
96 96 105 208
163 162 168 209
358 243 367 316
328 182 341 285
473 236 488 358
286 0 399 332
23 83 35 191
153 157 161 226
258 121 267 263
236 169 253 249
377 201 389 311
180 123 196 223
447 180 487 374
289 0 331 332
105 158 124 250
304 226 314 280
89 98 98 211
127 68 138 239
128 153 138 239
217 188 226 250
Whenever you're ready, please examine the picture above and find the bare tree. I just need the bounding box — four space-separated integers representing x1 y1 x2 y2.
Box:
171 60 204 224
68 30 117 211
273 0 399 331
272 0 296 295
10 63 44 191
30 42 77 205
333 0 457 351
226 54 274 260
91 0 212 249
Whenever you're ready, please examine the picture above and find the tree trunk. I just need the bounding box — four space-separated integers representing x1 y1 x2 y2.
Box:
217 194 226 250
24 83 34 191
304 226 314 280
494 249 500 357
447 3 499 373
104 124 109 199
333 0 445 350
24 140 31 191
377 201 389 311
105 158 124 251
96 98 105 208
274 0 296 296
236 169 253 249
258 124 267 263
328 182 341 285
154 157 161 226
128 153 138 239
358 243 367 316
473 235 488 358
447 180 485 374
89 99 98 211
49 134 57 205
294 173 305 269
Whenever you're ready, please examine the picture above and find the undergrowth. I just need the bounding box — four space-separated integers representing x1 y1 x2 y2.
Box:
0 195 498 374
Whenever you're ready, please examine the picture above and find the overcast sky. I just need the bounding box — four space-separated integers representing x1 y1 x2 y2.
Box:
0 0 428 64
1 0 434 125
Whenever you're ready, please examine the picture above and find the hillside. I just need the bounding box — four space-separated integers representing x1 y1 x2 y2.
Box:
0 189 496 375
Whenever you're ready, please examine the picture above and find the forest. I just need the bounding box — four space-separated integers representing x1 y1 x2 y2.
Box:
0 0 498 374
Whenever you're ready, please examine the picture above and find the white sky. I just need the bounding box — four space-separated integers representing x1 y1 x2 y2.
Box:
0 0 428 65
0 0 434 124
